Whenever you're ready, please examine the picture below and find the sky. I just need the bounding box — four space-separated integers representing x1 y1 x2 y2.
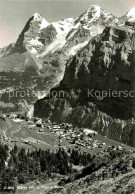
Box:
0 0 135 48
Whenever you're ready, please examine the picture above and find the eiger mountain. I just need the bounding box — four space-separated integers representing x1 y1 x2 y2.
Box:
1 5 135 146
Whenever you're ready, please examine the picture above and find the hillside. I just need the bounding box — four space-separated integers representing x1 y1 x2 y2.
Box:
14 148 135 194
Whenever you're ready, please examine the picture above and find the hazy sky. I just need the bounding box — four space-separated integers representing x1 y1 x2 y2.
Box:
0 0 135 48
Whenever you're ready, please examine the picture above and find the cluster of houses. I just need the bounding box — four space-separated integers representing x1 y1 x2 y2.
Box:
1 113 126 153
4 113 45 130
1 113 107 150
46 122 108 150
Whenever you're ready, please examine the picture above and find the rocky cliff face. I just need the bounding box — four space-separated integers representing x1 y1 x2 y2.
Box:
59 26 135 119
34 24 135 147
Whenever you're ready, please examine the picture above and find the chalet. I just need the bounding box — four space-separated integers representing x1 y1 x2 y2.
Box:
39 128 44 132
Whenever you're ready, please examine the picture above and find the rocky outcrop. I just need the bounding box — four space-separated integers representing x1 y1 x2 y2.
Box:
56 26 135 119
0 43 15 57
39 24 57 46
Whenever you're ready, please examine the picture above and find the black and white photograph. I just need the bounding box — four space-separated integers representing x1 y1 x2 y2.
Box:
0 0 135 193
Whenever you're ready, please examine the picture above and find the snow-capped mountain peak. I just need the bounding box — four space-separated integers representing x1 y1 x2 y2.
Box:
91 4 101 8
2 5 119 61
126 7 135 22
87 5 101 21
33 13 41 19
89 5 101 13
32 13 49 30
79 5 101 23
76 4 117 26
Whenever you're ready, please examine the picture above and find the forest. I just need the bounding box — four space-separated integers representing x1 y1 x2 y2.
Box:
0 143 135 192
0 143 92 192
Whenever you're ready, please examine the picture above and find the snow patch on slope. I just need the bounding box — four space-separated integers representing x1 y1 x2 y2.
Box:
29 38 43 46
89 5 101 22
27 106 34 119
37 18 75 58
80 5 101 23
127 7 135 22
90 25 105 36
27 38 44 54
40 18 49 30
66 23 81 40
33 12 49 30
33 13 41 19
52 18 74 34
66 41 89 57
37 37 66 57
31 47 37 54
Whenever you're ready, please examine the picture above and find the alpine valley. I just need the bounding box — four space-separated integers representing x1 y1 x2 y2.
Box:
1 4 135 194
